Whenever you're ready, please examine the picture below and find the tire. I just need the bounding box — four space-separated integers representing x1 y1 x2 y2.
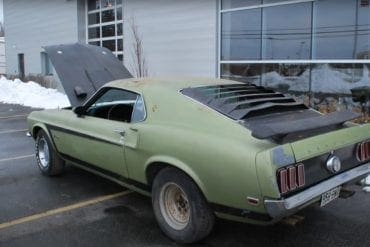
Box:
35 129 65 176
152 167 215 244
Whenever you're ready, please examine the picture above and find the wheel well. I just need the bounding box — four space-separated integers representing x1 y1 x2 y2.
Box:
32 126 42 139
146 162 169 187
146 163 206 198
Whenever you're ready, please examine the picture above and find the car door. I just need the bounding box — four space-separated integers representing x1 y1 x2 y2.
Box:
51 88 145 178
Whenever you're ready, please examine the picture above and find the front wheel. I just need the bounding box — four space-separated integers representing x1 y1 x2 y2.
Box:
35 129 65 176
152 167 215 244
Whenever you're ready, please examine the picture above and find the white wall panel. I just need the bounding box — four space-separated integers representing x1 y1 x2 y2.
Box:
123 0 218 77
4 0 82 75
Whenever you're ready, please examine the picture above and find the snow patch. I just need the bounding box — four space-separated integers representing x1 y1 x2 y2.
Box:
0 76 70 109
363 185 370 193
264 64 370 94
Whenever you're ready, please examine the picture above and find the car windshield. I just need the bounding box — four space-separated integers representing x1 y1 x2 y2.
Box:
91 89 138 107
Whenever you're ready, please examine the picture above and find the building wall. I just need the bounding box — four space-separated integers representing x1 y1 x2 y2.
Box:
123 0 218 77
77 0 87 44
3 0 83 76
0 37 5 75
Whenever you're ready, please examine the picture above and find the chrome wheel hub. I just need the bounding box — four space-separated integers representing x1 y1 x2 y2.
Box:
38 137 50 168
159 182 190 230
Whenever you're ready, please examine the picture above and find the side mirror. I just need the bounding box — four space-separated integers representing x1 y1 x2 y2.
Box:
74 86 87 99
73 106 85 117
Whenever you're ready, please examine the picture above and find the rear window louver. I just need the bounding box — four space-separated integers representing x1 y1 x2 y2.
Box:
181 84 308 120
181 83 360 142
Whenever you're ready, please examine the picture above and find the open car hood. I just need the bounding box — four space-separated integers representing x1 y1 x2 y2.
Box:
44 43 132 106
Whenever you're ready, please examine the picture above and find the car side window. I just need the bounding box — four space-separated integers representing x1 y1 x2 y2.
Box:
132 96 146 122
85 88 145 123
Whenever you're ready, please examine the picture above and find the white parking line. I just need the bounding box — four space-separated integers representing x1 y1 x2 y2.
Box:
0 154 34 163
0 190 133 230
0 129 28 134
0 115 28 120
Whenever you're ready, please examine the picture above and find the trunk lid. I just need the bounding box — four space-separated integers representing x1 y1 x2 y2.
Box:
291 124 370 162
257 124 370 199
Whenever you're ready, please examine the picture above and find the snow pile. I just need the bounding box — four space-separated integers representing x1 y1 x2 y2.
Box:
263 71 287 85
263 71 309 91
0 76 70 109
309 64 370 94
364 176 370 193
264 64 370 94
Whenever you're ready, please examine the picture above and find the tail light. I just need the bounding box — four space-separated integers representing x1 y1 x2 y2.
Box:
279 169 288 194
277 163 305 195
297 164 305 187
357 141 370 162
288 166 297 190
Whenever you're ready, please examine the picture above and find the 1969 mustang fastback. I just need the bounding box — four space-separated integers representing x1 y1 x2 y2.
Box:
27 44 370 243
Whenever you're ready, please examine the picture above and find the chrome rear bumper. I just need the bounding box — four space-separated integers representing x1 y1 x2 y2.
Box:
265 162 370 220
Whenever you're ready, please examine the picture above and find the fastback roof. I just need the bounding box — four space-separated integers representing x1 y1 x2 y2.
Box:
44 43 132 106
181 83 308 120
181 83 360 141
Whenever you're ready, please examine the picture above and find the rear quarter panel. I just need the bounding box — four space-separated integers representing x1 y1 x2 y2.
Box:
126 86 276 213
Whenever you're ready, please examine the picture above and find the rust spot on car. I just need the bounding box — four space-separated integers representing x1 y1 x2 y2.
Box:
197 105 213 114
272 147 295 167
128 79 153 87
152 105 158 112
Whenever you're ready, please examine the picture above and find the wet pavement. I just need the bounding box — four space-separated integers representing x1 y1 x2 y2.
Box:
0 103 369 247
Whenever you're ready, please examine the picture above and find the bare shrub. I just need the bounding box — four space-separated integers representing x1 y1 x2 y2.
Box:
129 17 148 78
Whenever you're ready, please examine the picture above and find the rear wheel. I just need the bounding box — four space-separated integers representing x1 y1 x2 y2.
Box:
152 167 215 244
35 129 65 176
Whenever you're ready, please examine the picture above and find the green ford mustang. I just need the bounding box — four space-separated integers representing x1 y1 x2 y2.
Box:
27 77 370 243
27 44 370 243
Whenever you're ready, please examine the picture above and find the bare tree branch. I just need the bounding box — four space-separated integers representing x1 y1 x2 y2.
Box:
129 17 148 78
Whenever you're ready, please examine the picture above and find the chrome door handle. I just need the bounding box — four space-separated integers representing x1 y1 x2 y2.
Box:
113 129 125 137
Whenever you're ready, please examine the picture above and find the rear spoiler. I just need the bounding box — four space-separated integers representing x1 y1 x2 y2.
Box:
248 110 361 140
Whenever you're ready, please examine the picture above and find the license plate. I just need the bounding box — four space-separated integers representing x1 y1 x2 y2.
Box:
320 186 341 207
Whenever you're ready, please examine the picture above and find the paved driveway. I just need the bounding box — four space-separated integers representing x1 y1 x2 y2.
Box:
0 103 369 247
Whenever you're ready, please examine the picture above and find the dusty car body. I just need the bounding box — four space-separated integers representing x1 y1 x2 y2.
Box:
28 77 370 243
27 44 370 243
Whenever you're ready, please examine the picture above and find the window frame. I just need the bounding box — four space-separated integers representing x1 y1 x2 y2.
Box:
86 0 124 61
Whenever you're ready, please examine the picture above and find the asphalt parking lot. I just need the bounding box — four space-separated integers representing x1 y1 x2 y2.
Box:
1 103 370 247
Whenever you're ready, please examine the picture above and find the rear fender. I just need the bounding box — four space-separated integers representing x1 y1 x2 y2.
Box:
256 144 295 199
144 155 207 197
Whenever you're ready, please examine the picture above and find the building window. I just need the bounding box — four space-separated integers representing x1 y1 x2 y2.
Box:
222 0 261 9
221 0 370 62
221 8 262 60
220 0 370 113
87 0 123 62
313 0 357 59
262 2 312 60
